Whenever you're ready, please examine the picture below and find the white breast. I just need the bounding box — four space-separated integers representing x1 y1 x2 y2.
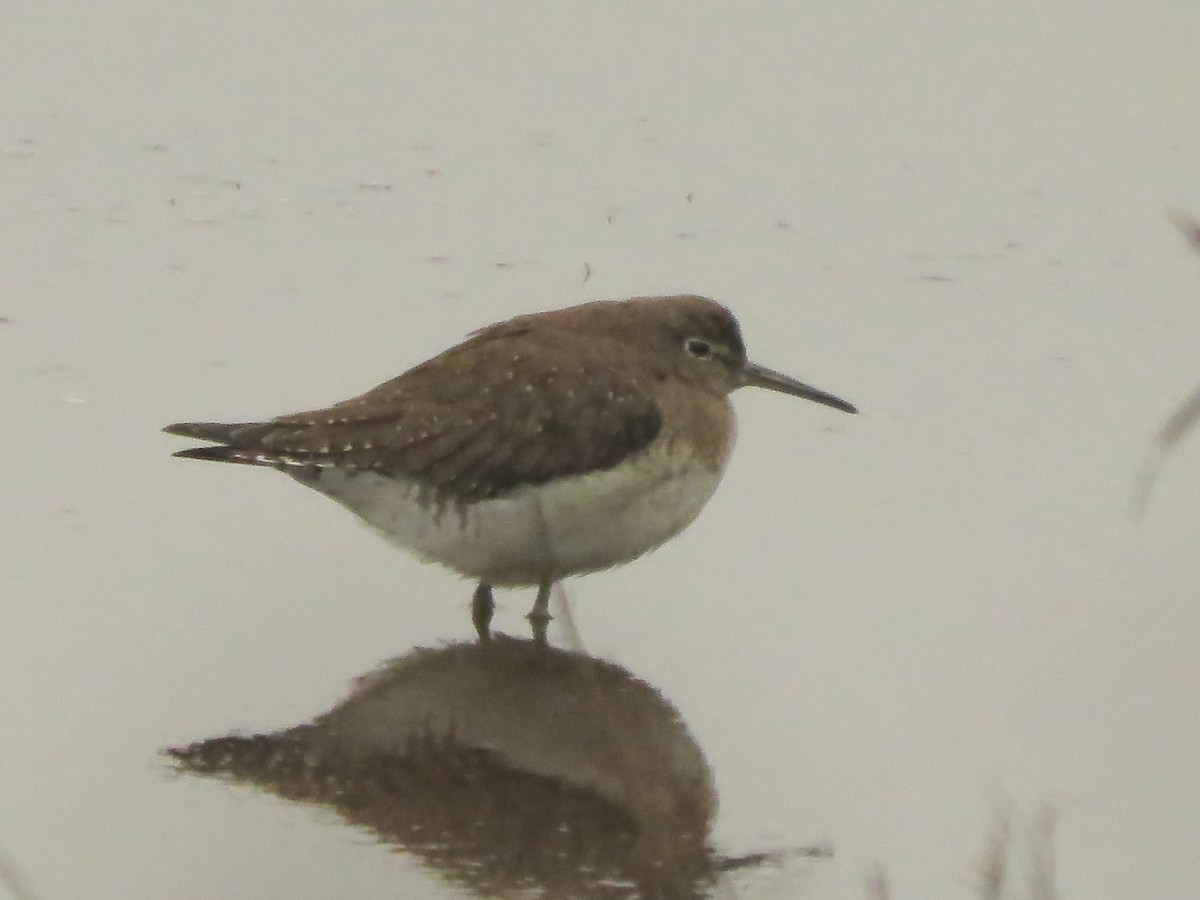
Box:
294 441 726 586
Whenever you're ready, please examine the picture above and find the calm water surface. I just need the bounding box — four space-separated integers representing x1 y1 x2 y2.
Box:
3 4 1200 898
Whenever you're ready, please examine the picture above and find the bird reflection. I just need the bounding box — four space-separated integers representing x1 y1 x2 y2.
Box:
166 637 797 898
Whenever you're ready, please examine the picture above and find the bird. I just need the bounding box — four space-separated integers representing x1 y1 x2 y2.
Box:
164 294 857 644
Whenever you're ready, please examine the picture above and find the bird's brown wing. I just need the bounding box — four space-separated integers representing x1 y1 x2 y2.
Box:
164 331 663 503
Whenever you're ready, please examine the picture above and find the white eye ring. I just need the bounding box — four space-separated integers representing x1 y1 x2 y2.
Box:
685 338 713 359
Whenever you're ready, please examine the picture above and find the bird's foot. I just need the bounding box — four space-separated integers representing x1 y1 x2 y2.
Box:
527 580 554 648
526 609 552 648
471 583 495 642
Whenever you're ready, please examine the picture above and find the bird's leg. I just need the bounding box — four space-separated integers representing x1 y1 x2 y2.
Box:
471 582 495 642
527 580 553 647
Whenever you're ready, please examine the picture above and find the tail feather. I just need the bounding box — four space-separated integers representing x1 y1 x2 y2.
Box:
165 421 290 468
163 421 266 443
171 445 286 467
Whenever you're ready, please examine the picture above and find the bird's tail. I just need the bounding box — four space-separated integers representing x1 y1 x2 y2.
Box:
163 421 280 467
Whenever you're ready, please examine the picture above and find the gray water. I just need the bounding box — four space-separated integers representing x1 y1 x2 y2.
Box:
3 4 1200 898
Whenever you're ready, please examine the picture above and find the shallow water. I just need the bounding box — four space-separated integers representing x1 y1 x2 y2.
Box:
3 4 1200 898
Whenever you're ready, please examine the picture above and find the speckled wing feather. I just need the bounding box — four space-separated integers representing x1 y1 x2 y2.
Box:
165 327 663 503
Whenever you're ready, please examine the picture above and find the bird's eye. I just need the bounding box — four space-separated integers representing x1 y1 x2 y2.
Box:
685 338 713 359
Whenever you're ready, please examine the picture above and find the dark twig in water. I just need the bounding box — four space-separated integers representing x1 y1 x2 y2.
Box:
976 804 1011 900
1132 212 1200 519
1168 209 1200 254
1156 384 1200 451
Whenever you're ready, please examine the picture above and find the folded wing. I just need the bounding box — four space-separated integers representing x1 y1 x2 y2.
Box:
165 330 663 503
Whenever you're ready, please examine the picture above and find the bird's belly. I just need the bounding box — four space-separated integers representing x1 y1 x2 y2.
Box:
295 450 724 586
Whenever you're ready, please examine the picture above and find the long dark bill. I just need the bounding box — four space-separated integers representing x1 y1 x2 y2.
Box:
742 362 858 414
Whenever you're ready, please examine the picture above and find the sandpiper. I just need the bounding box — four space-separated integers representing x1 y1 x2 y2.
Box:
165 294 856 643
